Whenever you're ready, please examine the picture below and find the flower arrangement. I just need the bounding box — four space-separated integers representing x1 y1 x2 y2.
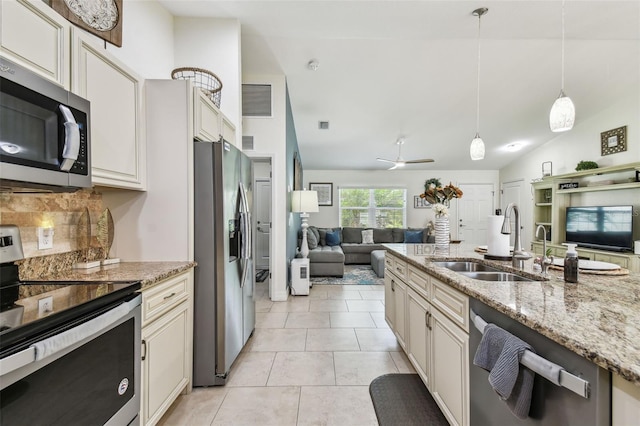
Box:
433 203 449 218
420 181 463 205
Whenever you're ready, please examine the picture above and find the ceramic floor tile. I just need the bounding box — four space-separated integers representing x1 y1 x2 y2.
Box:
390 350 416 374
330 312 377 328
255 312 288 328
284 312 331 328
226 352 276 387
370 312 390 328
306 328 360 351
267 352 335 386
270 297 310 312
297 386 378 426
246 328 307 352
341 284 378 291
334 351 399 385
359 291 384 300
308 288 328 299
309 299 348 312
157 387 228 426
355 328 400 351
327 290 363 300
256 299 274 313
212 386 300 426
346 300 385 312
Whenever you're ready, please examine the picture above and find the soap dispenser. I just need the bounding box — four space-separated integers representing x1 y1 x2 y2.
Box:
563 243 579 283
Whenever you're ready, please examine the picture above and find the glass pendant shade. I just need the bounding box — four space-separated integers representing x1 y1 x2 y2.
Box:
549 91 575 132
470 133 485 161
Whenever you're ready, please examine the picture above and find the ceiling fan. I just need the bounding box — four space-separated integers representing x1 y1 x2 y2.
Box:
376 138 434 170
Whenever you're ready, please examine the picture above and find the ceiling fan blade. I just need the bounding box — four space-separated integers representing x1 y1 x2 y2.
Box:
376 158 395 164
405 158 435 164
388 164 399 170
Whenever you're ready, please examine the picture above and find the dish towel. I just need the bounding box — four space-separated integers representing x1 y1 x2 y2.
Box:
473 323 535 420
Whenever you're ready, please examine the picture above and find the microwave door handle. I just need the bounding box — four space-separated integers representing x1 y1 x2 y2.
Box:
59 105 80 172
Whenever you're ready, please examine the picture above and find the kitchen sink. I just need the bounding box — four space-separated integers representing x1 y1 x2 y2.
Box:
432 261 541 282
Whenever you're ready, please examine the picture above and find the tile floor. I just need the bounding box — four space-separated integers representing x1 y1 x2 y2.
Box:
158 279 415 426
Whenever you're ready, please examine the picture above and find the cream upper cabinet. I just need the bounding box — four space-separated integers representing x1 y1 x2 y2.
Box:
0 0 70 88
72 29 146 190
193 88 221 142
222 114 236 145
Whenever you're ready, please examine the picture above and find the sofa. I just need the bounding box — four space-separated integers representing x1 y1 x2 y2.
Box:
301 226 434 277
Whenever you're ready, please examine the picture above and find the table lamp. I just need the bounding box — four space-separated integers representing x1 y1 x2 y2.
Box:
291 189 319 258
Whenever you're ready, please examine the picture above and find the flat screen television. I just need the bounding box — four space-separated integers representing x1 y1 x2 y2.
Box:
565 205 634 252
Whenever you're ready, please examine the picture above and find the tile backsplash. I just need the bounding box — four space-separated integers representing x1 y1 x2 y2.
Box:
0 189 105 261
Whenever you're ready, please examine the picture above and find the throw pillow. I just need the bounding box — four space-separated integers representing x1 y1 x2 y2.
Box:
362 229 374 244
373 228 393 243
342 227 362 243
307 229 318 249
403 230 423 243
325 230 341 246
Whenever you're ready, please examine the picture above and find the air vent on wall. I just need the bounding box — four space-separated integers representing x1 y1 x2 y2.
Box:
242 84 272 117
319 121 329 130
242 136 255 151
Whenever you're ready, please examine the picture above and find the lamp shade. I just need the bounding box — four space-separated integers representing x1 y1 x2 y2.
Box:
291 190 319 213
549 91 575 132
470 134 485 161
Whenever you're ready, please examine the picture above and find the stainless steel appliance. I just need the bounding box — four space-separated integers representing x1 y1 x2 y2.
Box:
469 298 610 425
0 226 141 425
193 140 254 386
0 58 91 190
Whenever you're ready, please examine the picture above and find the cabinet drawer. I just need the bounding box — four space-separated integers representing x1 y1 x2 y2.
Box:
431 277 469 332
142 273 190 324
384 253 394 270
408 265 430 299
392 257 408 280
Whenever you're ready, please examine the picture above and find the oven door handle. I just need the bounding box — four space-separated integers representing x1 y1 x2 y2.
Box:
0 295 141 376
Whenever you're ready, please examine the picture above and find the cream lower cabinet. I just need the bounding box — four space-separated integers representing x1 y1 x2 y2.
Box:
72 29 146 190
385 269 407 350
386 253 469 426
141 270 193 426
612 374 640 424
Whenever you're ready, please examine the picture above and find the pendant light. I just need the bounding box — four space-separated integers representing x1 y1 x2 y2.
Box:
549 0 575 132
470 7 488 161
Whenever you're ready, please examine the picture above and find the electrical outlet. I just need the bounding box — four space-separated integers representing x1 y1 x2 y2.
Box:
38 296 53 316
37 227 54 250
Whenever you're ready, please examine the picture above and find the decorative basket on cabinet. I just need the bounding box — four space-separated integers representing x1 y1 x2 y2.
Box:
171 67 223 107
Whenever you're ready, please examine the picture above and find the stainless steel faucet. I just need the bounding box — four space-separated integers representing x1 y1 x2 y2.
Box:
501 203 532 269
535 224 553 276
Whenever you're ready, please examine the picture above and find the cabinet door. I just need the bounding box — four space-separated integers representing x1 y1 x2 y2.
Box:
72 29 146 190
1 0 70 88
407 288 431 389
593 253 629 269
431 308 469 426
384 272 395 329
222 114 236 146
393 277 407 350
193 88 221 142
142 300 190 426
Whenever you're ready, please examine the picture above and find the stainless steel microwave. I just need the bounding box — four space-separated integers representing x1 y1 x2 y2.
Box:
0 58 91 190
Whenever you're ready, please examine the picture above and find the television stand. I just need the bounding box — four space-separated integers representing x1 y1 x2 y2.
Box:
532 241 638 272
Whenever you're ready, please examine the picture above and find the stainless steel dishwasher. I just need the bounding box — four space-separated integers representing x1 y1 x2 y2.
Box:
469 298 610 425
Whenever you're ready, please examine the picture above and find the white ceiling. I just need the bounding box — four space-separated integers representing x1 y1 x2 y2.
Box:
159 1 640 171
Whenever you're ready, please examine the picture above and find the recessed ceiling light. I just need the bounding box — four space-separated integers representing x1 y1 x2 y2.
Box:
505 142 524 152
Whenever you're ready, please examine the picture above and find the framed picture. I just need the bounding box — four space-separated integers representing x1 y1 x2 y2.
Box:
309 182 333 206
414 196 432 209
52 0 123 47
601 126 627 156
293 152 302 190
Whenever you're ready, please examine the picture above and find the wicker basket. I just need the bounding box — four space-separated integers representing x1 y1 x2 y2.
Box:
171 67 222 107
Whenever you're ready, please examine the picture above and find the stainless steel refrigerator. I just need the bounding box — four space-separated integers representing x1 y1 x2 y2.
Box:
193 140 255 386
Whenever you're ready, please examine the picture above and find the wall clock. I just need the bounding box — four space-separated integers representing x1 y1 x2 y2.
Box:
52 0 123 47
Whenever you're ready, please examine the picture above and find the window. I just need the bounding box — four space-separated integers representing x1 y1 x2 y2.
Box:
339 188 406 228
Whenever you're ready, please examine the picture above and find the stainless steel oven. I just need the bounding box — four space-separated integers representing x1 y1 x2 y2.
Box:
0 57 91 190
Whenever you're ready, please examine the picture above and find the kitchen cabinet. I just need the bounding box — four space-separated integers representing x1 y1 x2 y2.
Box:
385 252 469 426
72 29 146 190
530 162 640 272
193 87 237 145
141 270 193 426
0 0 70 88
612 374 640 425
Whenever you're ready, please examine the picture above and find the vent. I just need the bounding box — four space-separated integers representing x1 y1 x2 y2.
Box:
318 121 329 130
242 84 272 117
242 136 255 150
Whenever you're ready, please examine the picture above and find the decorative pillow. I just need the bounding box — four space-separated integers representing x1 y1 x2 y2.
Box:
342 227 362 243
403 230 424 243
306 229 318 250
373 228 393 243
392 228 405 243
362 229 374 244
308 226 320 245
325 230 341 246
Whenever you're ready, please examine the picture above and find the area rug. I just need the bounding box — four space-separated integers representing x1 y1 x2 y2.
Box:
310 265 383 285
369 374 448 426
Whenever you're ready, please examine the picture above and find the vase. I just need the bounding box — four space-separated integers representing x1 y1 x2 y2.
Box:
435 216 450 248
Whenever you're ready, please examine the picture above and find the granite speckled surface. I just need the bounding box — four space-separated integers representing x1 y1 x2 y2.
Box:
383 243 640 386
20 261 196 298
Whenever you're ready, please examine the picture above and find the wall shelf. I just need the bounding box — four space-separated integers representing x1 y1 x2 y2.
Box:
557 182 640 194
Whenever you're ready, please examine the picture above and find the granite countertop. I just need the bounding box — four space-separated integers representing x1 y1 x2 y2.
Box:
383 243 640 386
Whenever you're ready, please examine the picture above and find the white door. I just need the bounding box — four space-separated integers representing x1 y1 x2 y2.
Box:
456 183 494 245
501 180 527 249
255 179 271 270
